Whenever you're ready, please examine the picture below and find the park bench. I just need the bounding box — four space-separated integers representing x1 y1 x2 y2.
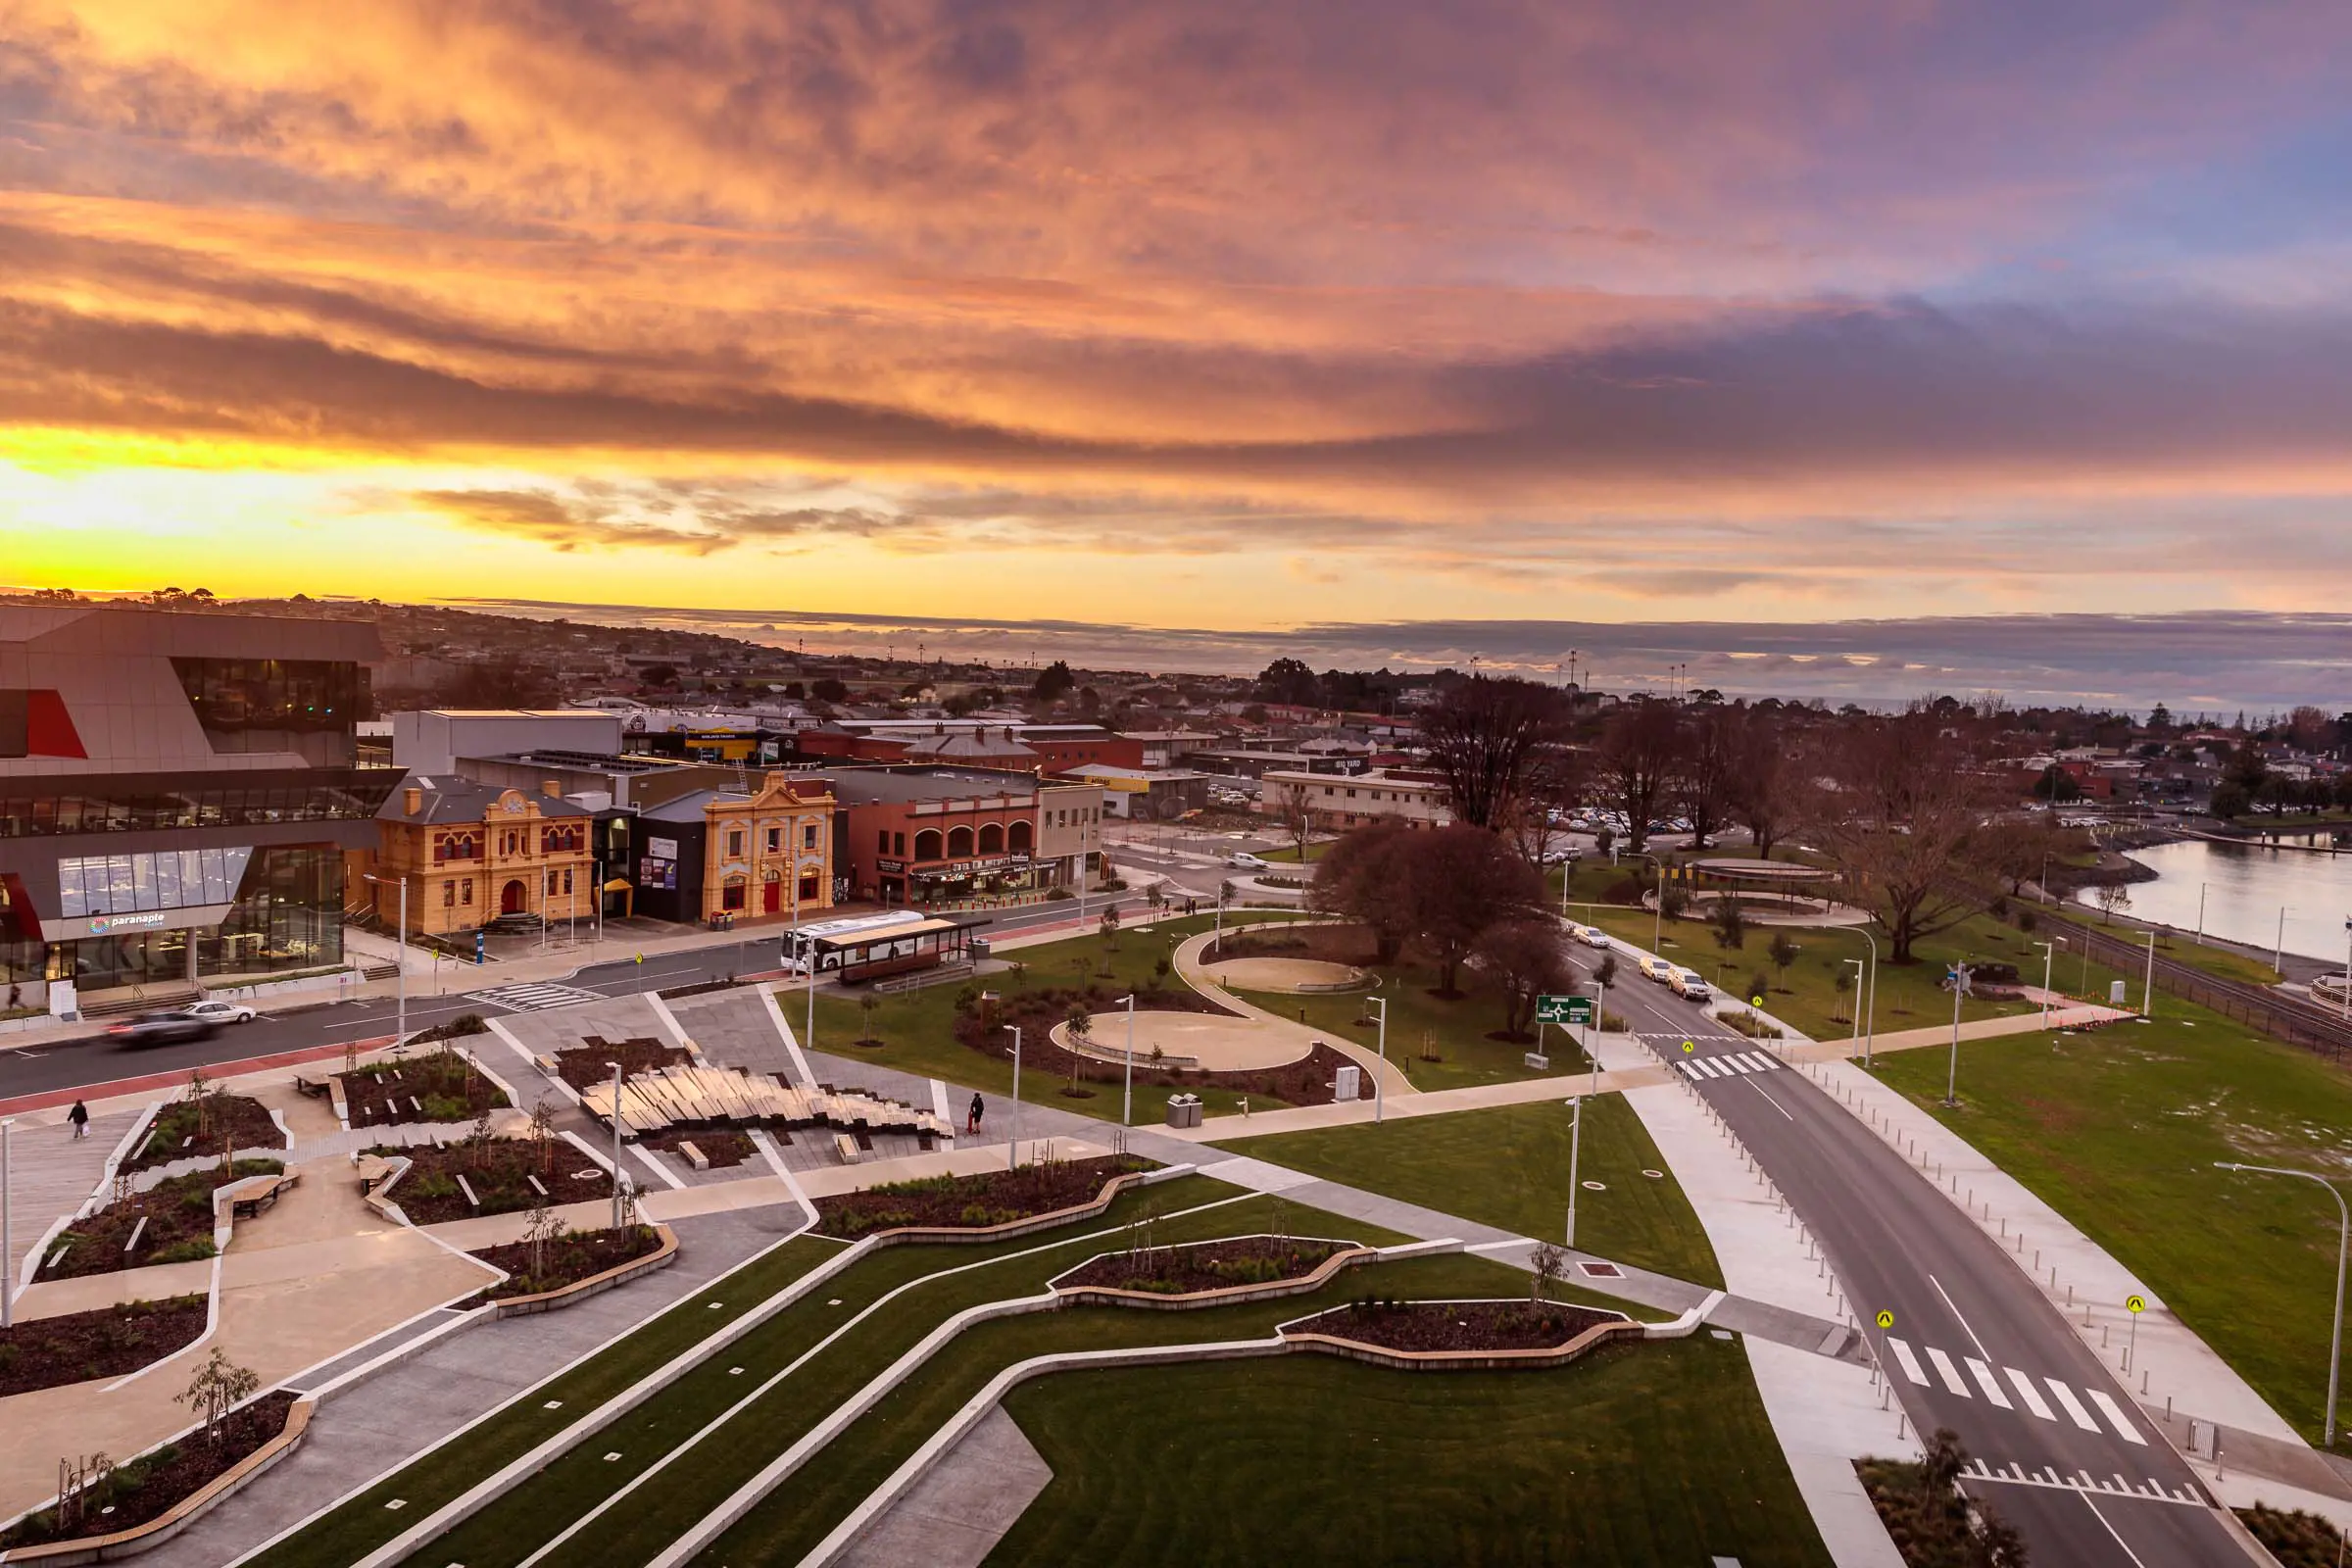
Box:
833 1133 861 1165
292 1074 331 1099
352 1153 398 1194
230 1170 301 1219
678 1140 710 1171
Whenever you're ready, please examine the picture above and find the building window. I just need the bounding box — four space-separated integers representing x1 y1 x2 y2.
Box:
434 830 480 862
721 876 747 911
766 827 782 853
563 868 572 895
443 881 456 907
541 824 581 854
893 832 906 856
878 828 891 852
913 828 943 861
799 873 818 903
461 878 473 905
727 830 744 858
804 823 819 850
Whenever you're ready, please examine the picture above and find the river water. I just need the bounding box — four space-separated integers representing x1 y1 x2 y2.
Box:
2080 834 2352 964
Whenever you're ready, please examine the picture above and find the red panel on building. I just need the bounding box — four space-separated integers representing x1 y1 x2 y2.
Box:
26 691 85 758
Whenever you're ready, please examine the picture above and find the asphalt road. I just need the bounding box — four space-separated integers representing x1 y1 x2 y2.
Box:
1590 948 2249 1566
0 894 1155 1103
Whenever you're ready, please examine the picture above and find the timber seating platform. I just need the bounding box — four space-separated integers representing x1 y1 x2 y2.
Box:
578 1062 953 1144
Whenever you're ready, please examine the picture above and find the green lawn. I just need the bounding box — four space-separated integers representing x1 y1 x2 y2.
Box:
1231 952 1596 1094
809 911 1306 1121
988 1336 1834 1568
1256 838 1332 863
1212 1098 1724 1290
1871 1009 2352 1449
2036 905 2283 987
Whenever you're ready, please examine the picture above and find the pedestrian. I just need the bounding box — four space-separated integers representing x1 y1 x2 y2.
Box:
968 1092 984 1135
5 982 19 1009
68 1100 89 1140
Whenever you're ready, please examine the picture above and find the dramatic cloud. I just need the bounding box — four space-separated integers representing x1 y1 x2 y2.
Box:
4 0 2352 642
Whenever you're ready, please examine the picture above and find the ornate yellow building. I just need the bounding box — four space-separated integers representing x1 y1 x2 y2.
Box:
701 772 836 922
363 776 596 936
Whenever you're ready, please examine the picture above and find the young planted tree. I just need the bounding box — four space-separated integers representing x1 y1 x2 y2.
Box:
858 990 882 1045
1712 898 1746 950
175 1348 262 1452
1529 1242 1565 1303
1768 930 1799 980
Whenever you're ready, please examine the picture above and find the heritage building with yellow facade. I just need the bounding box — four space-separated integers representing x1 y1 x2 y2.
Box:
698 772 836 922
358 775 596 936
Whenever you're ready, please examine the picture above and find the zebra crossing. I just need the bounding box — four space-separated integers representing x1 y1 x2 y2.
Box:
465 980 609 1012
1671 1050 1785 1081
1960 1456 2205 1507
1884 1334 2147 1446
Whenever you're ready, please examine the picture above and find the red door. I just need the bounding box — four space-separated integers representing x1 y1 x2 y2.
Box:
501 879 525 915
763 878 782 913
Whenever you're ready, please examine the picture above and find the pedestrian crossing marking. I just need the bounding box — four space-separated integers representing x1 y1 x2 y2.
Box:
1926 1346 1971 1396
1962 1458 2202 1506
2044 1377 2102 1433
2087 1390 2146 1445
1675 1052 1784 1081
1887 1337 1930 1386
1964 1357 2011 1408
466 982 608 1012
2005 1367 2055 1420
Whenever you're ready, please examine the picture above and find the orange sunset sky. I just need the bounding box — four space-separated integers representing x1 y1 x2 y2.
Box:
5 2 2352 643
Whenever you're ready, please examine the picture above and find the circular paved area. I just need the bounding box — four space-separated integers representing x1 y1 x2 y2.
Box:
1052 1010 1313 1072
1690 857 1830 882
1205 956 1368 993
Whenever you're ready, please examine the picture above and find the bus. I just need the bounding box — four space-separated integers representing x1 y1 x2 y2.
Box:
779 909 931 975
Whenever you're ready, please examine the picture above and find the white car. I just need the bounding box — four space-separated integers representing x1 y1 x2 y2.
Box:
1578 924 1611 951
1638 954 1677 984
184 1000 257 1025
1668 968 1712 1003
1228 851 1270 870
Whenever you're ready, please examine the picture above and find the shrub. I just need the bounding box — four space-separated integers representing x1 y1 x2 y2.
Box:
2017 908 2037 933
151 1240 217 1265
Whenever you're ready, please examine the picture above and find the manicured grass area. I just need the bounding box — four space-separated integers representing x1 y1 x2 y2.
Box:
252 1233 844 1568
1256 839 1332 863
809 912 1306 1121
457 1183 1380 1568
986 1335 1833 1568
2040 905 2283 987
1232 952 1597 1093
1871 1009 2352 1449
1212 1098 1724 1290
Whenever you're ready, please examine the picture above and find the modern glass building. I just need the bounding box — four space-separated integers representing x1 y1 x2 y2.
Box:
0 605 397 1008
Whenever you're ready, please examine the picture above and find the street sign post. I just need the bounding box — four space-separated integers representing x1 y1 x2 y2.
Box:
1536 995 1595 1026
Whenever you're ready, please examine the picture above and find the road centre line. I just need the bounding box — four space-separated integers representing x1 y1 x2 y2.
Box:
1747 1081 1795 1120
1928 1273 1991 1362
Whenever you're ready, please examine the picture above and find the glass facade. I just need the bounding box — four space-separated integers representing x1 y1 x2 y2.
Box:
43 845 342 988
171 657 368 735
0 767 396 838
57 847 252 917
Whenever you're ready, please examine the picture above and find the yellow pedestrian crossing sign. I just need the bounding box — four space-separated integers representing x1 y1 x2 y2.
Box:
2126 1295 2145 1314
1875 1309 1894 1329
1682 1041 1694 1054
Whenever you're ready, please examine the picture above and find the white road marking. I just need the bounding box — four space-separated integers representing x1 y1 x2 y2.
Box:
1693 1057 1726 1078
1965 1357 2012 1408
1735 1052 1776 1073
1929 1274 1991 1362
1746 1081 1796 1120
1887 1337 1931 1386
1678 1062 1703 1080
2088 1390 2148 1445
1926 1346 1972 1396
2006 1368 2057 1420
2046 1377 2103 1432
2078 1490 2153 1566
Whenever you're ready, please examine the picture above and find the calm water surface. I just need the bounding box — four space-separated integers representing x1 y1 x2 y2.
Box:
2081 834 2352 964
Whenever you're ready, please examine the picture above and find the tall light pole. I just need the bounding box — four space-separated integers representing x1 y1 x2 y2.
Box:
2 1116 13 1328
1115 993 1136 1129
1843 958 1864 1054
2195 883 2208 947
2217 1162 2345 1447
1003 1024 1022 1172
2142 928 2158 1018
2341 917 2351 1023
1651 858 1666 955
1943 962 1972 1107
607 1060 627 1230
1564 1096 1584 1249
2034 940 2054 1031
1367 995 1389 1124
1853 926 1881 1068
2278 906 2292 977
1586 979 1605 1093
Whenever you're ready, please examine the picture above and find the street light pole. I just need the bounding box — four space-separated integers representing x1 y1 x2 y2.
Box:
2341 917 2351 1023
364 871 410 1046
2034 941 2054 1032
608 1060 626 1230
1844 958 1864 1054
1943 962 1972 1107
1854 926 1880 1068
1004 1025 1022 1172
1368 995 1389 1124
1652 858 1666 955
2278 906 2292 977
2 1116 12 1329
1564 1096 1584 1249
2218 1161 2346 1447
2195 883 2207 946
1116 993 1136 1129
2143 928 2158 1018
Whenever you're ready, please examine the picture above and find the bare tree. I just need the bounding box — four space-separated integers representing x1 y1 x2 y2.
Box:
1420 675 1567 830
175 1348 262 1451
1679 708 1738 851
1502 748 1584 869
1530 1242 1565 1302
1307 822 1418 963
1272 783 1316 861
1473 918 1575 1041
1595 700 1683 856
1399 826 1547 995
1815 713 1987 963
1729 709 1797 858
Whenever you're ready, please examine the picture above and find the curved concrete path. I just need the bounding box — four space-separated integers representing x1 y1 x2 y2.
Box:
1171 929 1418 1101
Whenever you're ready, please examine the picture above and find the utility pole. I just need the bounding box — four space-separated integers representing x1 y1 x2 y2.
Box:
1117 993 1136 1129
2034 941 2054 1031
1564 1097 1584 1249
2 1116 12 1328
1943 962 1972 1107
608 1061 626 1230
2217 1162 2345 1447
2143 928 2157 1018
1004 1025 1022 1172
1368 996 1389 1124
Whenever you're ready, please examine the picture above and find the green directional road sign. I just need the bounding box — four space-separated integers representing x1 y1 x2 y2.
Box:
1535 995 1596 1026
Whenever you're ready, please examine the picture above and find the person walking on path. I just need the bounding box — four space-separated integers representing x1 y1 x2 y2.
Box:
67 1100 89 1140
967 1093 984 1136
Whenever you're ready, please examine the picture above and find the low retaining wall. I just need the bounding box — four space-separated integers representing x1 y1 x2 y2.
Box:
487 1226 680 1318
1051 1238 1375 1311
834 1164 1191 1249
0 1396 316 1565
1278 1300 1641 1372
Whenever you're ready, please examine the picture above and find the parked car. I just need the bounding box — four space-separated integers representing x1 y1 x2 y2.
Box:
184 1000 257 1025
1638 954 1677 984
1228 851 1270 870
1669 968 1713 1003
107 1011 221 1046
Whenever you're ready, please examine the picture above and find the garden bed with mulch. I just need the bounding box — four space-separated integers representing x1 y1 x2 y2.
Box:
338 1049 509 1126
0 1390 299 1549
124 1095 285 1172
955 985 1371 1107
1205 923 1380 967
642 1128 755 1167
552 1036 692 1092
0 1295 210 1396
811 1155 1152 1239
376 1139 613 1225
465 1224 664 1302
39 1161 285 1280
1058 1236 1348 1296
1295 1298 1619 1353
